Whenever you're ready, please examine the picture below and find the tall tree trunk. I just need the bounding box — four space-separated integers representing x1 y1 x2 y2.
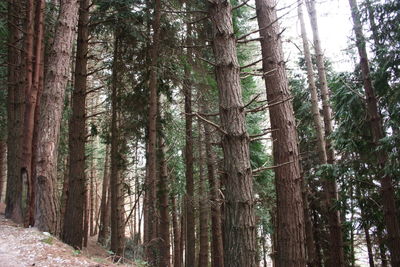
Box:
377 229 388 267
305 1 345 265
348 0 400 264
34 0 79 233
0 141 5 202
110 33 125 258
62 0 89 248
183 5 195 267
204 118 224 267
158 134 170 267
364 225 375 267
171 196 181 267
298 3 344 266
208 1 257 266
144 1 161 263
197 122 209 267
5 0 24 223
255 0 306 265
98 145 111 245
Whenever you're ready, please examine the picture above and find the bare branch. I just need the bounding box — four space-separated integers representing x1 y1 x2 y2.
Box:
253 160 294 174
246 96 292 113
232 0 250 11
190 112 227 135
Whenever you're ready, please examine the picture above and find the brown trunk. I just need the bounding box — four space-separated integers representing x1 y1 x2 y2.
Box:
204 119 224 267
299 3 345 266
208 1 257 266
5 0 24 223
0 141 5 202
255 0 306 265
348 0 400 264
62 0 89 248
34 0 79 233
172 196 181 267
144 1 162 262
305 1 345 265
377 229 388 267
90 153 95 236
110 33 125 258
197 123 209 267
158 134 170 267
364 226 375 267
98 145 111 245
83 182 89 247
184 5 195 266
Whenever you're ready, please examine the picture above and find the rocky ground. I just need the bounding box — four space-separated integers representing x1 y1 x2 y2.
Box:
0 204 134 267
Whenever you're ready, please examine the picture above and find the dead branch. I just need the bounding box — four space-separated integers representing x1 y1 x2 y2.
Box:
243 93 261 109
253 160 294 174
232 0 250 11
190 112 227 135
246 96 293 113
240 58 263 70
238 37 263 44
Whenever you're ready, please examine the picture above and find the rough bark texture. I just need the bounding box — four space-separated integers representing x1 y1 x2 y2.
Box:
158 135 170 267
0 141 5 202
98 145 111 246
204 120 224 267
255 0 306 265
6 0 24 224
110 33 125 258
208 1 257 266
305 1 345 265
144 1 161 262
34 0 79 233
62 0 89 248
348 0 400 264
171 196 181 267
184 5 195 266
197 123 209 267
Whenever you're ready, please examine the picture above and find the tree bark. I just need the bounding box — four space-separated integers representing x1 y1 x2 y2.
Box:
62 0 89 248
208 1 257 266
158 134 170 267
0 141 5 202
197 122 209 267
98 145 111 246
5 0 24 224
171 196 181 267
348 0 400 264
305 2 346 265
255 0 306 265
144 1 162 263
34 0 79 233
299 2 345 266
110 33 125 258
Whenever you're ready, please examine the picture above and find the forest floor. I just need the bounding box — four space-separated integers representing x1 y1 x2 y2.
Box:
0 203 134 267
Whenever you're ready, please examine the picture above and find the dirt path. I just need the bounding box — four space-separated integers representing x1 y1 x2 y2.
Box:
0 207 132 267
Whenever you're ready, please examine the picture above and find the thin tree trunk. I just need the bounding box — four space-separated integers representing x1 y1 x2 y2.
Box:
0 141 5 202
348 0 400 264
305 2 345 265
98 145 111 245
377 229 388 267
34 0 79 233
184 4 195 266
110 33 125 259
255 0 306 265
158 134 170 267
204 119 224 267
208 1 257 266
172 196 181 267
364 225 375 267
197 122 209 267
298 3 344 266
62 0 89 248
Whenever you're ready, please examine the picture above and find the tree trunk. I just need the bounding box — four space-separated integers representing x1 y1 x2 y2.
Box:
98 145 111 246
197 123 209 267
34 0 79 233
348 0 400 264
298 3 345 266
183 5 195 267
377 229 388 267
5 0 24 224
305 2 345 265
255 0 306 265
208 1 257 266
62 0 89 248
364 225 375 267
110 33 125 258
171 196 181 267
144 1 162 263
158 134 170 267
0 141 5 202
